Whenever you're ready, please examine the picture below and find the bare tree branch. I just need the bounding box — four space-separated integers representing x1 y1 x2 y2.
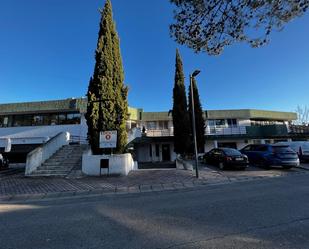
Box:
170 0 309 55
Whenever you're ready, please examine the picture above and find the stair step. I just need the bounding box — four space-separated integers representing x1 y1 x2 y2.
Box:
38 166 73 170
30 173 68 177
30 144 87 177
32 170 71 174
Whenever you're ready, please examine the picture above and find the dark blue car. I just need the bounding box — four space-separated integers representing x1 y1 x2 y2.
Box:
240 144 300 169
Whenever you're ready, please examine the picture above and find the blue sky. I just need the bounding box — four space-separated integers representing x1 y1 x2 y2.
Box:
0 0 308 112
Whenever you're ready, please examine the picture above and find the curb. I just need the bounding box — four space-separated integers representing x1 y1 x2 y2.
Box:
1 169 308 203
0 179 226 203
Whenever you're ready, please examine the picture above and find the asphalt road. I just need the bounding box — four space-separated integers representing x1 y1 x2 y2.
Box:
1 174 309 249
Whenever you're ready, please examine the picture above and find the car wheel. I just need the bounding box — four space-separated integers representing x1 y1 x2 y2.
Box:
219 162 225 170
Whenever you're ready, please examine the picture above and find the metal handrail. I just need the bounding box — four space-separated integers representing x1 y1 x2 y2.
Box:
70 135 88 144
145 129 174 137
289 125 309 134
205 126 247 135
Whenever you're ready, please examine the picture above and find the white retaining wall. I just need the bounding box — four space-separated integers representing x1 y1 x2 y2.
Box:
25 132 70 175
176 157 194 171
82 150 136 176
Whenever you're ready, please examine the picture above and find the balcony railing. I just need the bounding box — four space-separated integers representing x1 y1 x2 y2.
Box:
135 124 309 138
205 126 247 136
145 129 174 137
289 125 309 134
144 126 247 137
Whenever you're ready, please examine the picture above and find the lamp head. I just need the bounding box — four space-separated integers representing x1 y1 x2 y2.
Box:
192 70 201 77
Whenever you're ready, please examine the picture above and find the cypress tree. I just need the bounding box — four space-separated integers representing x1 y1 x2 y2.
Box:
172 49 191 156
86 0 128 154
188 78 205 153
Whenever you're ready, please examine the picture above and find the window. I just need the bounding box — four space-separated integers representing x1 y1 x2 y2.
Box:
213 149 223 156
66 113 81 124
58 114 67 125
0 116 8 127
242 145 252 151
227 119 237 127
42 114 51 125
147 121 156 129
215 119 226 127
33 115 43 126
0 112 81 127
50 114 58 125
256 145 269 151
207 120 215 127
158 121 168 130
13 115 33 126
149 144 153 157
223 148 242 156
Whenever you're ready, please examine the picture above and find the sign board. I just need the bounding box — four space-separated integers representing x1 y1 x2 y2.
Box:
100 130 117 148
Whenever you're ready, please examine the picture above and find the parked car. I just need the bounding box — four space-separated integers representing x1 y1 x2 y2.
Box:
276 141 309 162
240 144 299 169
0 153 9 169
203 147 249 170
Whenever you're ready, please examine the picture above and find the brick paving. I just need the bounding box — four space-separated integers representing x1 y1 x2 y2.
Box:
0 164 308 202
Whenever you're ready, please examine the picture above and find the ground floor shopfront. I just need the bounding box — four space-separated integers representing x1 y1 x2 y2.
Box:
133 136 308 163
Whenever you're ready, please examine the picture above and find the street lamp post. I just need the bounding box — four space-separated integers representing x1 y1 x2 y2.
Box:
190 70 201 178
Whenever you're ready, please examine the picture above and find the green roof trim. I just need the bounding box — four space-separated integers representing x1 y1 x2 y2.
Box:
0 98 85 115
141 112 172 121
0 98 297 122
206 109 297 121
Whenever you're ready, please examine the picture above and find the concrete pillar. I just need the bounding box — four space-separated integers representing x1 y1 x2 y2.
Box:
214 140 218 148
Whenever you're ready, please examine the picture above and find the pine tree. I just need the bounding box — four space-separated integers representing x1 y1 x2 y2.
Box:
188 78 205 153
86 0 128 154
172 49 191 156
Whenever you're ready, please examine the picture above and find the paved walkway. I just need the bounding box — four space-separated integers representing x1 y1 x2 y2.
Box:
0 164 308 202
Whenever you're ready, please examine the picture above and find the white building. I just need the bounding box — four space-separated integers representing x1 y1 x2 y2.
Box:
0 97 303 164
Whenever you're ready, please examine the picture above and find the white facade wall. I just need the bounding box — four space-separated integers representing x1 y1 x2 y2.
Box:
0 115 87 144
238 119 251 126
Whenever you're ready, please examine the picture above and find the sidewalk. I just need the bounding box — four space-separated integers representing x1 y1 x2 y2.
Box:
0 165 307 202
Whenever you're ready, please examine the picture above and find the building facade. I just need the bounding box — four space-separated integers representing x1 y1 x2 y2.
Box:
0 97 307 163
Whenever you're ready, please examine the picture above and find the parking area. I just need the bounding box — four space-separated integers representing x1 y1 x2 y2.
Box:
200 161 309 181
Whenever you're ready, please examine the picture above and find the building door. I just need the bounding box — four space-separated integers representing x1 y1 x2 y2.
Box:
162 144 171 161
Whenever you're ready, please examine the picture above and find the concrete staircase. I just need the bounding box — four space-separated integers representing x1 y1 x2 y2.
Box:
30 144 87 177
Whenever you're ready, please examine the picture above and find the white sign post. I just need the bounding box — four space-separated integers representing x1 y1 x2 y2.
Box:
99 130 117 148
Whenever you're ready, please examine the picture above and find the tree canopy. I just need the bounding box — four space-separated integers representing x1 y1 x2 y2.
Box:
172 49 191 155
86 0 128 154
170 0 309 55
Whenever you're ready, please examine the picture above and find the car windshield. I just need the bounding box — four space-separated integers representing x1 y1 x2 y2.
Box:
222 148 242 156
272 146 295 153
